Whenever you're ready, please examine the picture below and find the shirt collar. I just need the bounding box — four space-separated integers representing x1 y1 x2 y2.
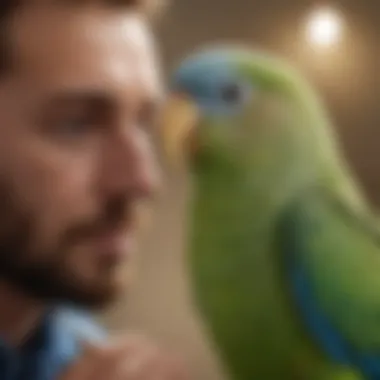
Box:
0 307 80 380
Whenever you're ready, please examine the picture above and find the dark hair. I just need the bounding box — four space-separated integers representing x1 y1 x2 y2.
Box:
0 0 162 74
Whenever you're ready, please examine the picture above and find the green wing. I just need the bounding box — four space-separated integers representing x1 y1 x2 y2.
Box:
277 186 380 351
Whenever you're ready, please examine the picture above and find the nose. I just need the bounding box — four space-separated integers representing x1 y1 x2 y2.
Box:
99 127 161 200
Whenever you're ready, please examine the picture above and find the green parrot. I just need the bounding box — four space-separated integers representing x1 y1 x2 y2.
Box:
160 46 380 380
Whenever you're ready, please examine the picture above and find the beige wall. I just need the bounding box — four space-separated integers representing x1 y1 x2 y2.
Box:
101 1 380 379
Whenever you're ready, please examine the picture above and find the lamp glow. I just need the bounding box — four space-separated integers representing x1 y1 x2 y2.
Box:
306 8 344 47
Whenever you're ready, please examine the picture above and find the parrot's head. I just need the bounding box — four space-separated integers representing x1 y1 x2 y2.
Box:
161 46 337 188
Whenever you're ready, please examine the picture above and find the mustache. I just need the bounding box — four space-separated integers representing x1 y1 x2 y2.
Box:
63 196 133 245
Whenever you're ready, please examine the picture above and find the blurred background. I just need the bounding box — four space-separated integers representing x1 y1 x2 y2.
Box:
100 0 380 379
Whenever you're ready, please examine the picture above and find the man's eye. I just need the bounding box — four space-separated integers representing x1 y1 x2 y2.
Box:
51 116 95 136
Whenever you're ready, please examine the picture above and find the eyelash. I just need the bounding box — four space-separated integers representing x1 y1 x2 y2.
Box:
57 116 96 134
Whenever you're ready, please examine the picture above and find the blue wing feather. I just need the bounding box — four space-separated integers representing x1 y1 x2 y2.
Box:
279 190 380 380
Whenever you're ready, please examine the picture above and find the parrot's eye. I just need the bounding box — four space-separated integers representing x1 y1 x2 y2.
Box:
219 83 249 106
220 83 244 104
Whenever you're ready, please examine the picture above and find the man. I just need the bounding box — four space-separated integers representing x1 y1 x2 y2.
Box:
0 0 187 379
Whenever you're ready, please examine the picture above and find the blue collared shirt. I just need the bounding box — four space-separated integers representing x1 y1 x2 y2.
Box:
0 308 107 380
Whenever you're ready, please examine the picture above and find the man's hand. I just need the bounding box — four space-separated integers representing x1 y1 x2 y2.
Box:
59 334 189 380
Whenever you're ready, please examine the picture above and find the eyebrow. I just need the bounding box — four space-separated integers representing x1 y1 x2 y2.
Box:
45 90 161 114
46 91 115 110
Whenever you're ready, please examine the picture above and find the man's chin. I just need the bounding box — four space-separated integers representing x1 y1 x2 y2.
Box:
2 269 126 311
63 270 131 310
0 247 136 310
57 248 137 309
57 281 123 310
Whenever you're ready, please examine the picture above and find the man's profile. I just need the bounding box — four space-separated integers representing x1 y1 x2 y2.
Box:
0 1 186 379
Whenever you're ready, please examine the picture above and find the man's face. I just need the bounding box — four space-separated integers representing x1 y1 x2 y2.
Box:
0 4 161 309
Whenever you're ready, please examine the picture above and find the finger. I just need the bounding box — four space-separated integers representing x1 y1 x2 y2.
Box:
150 353 190 380
124 349 189 380
86 334 157 380
80 332 150 360
60 333 149 380
115 344 159 379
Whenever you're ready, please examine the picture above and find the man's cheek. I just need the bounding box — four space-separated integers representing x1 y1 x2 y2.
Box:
30 162 98 248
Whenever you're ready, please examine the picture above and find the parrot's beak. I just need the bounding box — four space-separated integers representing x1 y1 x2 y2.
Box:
159 93 199 165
